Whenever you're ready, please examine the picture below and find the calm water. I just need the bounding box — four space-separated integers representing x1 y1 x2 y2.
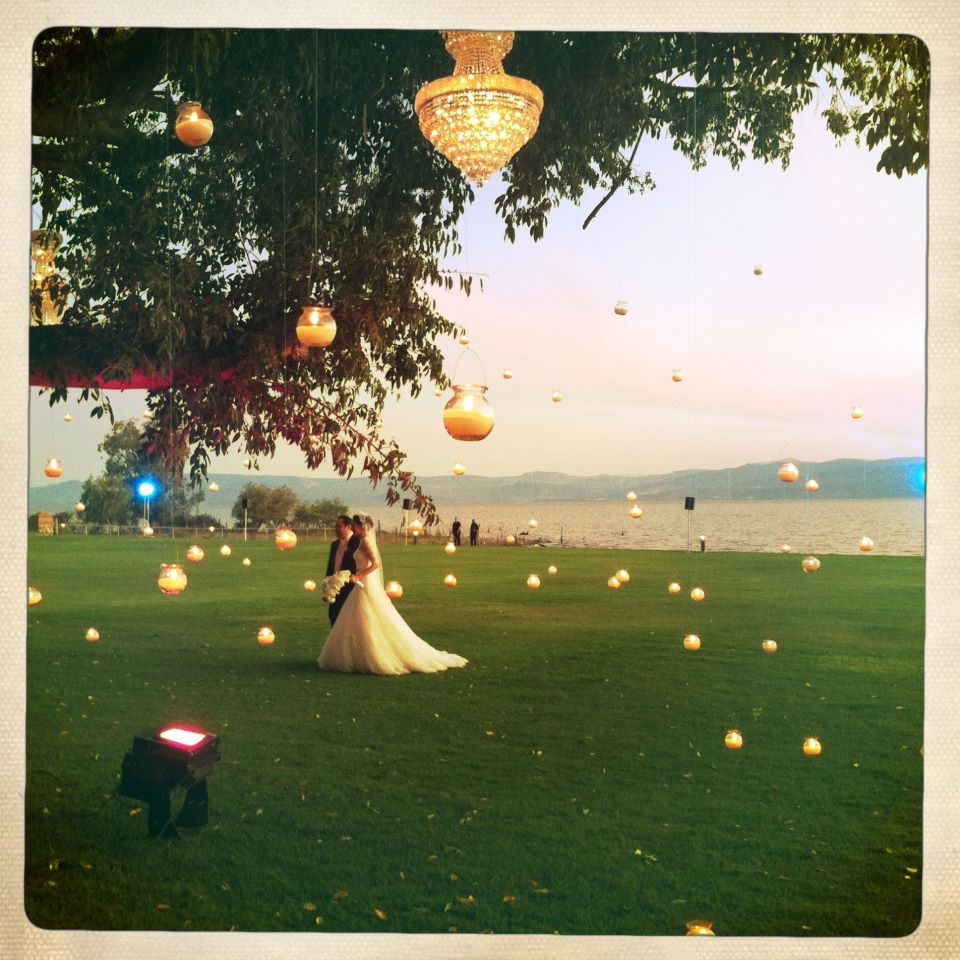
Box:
364 499 925 556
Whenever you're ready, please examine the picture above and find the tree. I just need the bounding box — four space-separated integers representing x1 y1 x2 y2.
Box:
79 474 137 523
293 498 350 530
30 30 928 522
99 418 149 479
231 482 298 527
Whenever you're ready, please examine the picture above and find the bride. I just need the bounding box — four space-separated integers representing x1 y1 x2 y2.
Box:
317 514 468 675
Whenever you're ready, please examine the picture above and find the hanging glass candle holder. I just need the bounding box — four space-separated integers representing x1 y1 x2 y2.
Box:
753 264 763 276
445 542 457 555
275 527 298 551
615 569 630 583
672 368 684 382
142 525 155 537
175 101 214 147
74 502 85 513
805 478 820 492
443 384 495 441
158 563 188 595
444 574 457 587
28 586 43 606
668 582 681 594
452 463 466 476
458 334 471 346
851 405 864 420
44 458 62 478
629 505 643 519
614 300 628 316
607 576 621 590
258 627 275 646
296 305 337 347
209 481 220 492
386 581 404 599
501 368 513 380
526 574 541 589
304 579 317 591
858 536 874 552
762 639 778 653
186 544 205 562
527 518 538 529
683 633 701 650
63 413 73 422
220 544 232 557
548 565 558 575
778 462 800 482
802 556 821 573
85 627 100 642
686 920 715 936
803 737 822 756
690 586 705 601
551 390 563 403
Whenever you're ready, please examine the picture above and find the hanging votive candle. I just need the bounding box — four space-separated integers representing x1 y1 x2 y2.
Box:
505 535 516 545
672 368 684 383
683 633 701 651
629 505 643 519
859 537 874 552
527 574 541 589
452 463 466 476
434 387 444 397
668 581 681 594
690 586 705 601
607 576 621 590
753 264 763 276
386 581 403 599
220 544 232 557
44 458 62 478
762 639 778 654
158 563 188 595
551 390 563 403
186 544 204 562
443 384 495 441
445 542 457 555
74 502 85 513
209 481 220 492
803 737 822 756
615 569 630 584
686 920 715 936
626 491 637 502
142 526 155 538
614 300 628 316
258 627 275 646
304 579 317 591
296 305 337 347
458 334 471 346
444 574 457 587
528 518 538 529
501 368 513 380
548 565 558 575
85 627 100 643
805 478 820 492
724 729 743 750
242 557 252 567
802 556 821 573
275 527 298 551
780 544 792 554
409 518 424 536
63 413 72 422
851 405 864 419
242 458 252 469
28 586 43 606
175 100 214 147
778 462 800 482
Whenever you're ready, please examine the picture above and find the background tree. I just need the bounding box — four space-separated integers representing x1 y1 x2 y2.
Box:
78 474 137 524
293 497 350 531
231 482 298 528
30 30 928 522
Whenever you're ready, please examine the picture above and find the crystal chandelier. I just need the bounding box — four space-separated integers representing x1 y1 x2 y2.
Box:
414 31 543 187
30 229 66 326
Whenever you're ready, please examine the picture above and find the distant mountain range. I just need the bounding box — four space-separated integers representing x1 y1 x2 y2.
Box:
30 457 924 518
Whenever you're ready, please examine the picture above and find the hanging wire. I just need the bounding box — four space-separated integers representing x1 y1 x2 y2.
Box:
449 346 489 386
164 37 178 558
312 28 319 299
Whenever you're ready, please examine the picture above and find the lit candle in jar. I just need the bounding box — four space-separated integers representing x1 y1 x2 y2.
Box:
724 729 743 750
296 305 337 347
683 634 701 650
762 639 778 654
175 101 214 147
803 737 822 756
157 563 187 595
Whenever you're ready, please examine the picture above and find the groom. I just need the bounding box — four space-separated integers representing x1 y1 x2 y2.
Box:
326 514 360 626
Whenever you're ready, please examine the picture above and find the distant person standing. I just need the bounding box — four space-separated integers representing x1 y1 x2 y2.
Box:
469 518 479 546
451 517 462 546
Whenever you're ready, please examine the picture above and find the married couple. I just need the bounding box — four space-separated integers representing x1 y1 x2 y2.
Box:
317 514 468 675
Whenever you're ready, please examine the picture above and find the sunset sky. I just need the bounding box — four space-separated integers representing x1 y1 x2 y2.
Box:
29 75 927 486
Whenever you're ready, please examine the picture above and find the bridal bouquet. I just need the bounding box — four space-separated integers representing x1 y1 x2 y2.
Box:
322 570 352 604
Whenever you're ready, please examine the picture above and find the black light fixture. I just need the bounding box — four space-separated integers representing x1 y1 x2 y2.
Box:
118 724 221 838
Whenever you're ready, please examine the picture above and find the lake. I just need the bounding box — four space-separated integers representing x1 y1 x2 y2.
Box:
357 498 925 556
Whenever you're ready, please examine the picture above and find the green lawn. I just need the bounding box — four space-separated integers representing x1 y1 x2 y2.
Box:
25 534 924 936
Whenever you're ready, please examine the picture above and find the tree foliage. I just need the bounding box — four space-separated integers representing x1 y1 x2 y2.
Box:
293 498 351 529
79 474 137 524
231 482 298 527
30 30 928 523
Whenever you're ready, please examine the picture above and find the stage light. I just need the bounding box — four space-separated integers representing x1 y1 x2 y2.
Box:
118 724 220 837
137 479 159 499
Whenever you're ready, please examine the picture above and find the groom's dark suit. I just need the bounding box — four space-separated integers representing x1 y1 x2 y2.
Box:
326 533 360 626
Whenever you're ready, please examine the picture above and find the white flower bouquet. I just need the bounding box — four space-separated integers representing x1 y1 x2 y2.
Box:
322 570 353 604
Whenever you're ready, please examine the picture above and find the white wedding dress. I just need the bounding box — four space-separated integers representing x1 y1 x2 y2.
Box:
317 533 468 675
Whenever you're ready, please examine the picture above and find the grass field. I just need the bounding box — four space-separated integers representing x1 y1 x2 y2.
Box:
24 534 923 936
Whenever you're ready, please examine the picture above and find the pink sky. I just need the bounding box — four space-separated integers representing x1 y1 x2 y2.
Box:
30 88 926 484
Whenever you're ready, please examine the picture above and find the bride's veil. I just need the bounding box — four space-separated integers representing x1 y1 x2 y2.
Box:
362 514 384 585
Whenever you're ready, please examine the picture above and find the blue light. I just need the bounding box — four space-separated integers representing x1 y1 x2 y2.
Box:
137 480 158 499
912 463 926 494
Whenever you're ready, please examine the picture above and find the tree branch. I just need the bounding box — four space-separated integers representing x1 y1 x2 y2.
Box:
582 131 644 230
